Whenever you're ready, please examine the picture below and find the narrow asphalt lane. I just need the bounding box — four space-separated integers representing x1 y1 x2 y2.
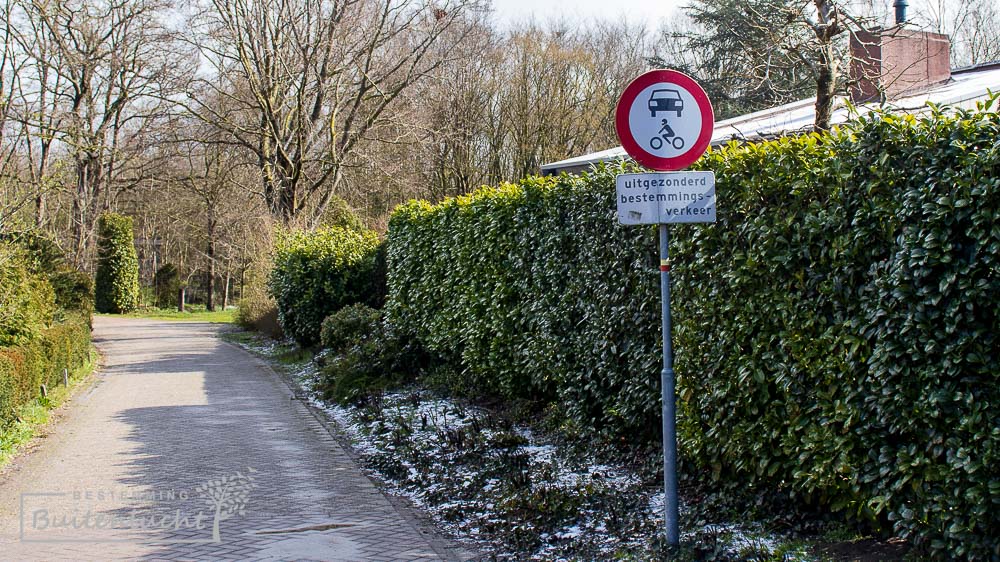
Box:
0 316 468 561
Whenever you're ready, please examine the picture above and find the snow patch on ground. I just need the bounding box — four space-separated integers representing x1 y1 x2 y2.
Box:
228 333 807 560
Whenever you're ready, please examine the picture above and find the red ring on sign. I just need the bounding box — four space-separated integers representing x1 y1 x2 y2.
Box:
615 69 714 171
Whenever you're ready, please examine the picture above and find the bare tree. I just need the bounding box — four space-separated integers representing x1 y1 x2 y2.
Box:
400 18 649 210
183 0 483 227
0 0 29 231
171 120 250 311
678 0 885 131
13 0 188 267
119 110 265 312
2 0 64 230
918 0 1000 66
0 0 21 170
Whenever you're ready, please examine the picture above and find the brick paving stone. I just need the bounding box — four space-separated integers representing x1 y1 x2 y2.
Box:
0 317 478 561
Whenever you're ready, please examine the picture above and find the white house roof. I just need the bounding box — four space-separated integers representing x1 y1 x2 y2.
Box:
540 62 1000 175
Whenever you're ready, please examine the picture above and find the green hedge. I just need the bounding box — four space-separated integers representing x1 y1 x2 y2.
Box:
0 245 56 346
387 178 661 432
94 213 140 314
0 313 91 428
386 104 999 558
269 227 382 346
675 108 999 558
0 239 92 431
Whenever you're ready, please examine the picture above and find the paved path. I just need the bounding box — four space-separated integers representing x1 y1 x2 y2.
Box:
0 317 470 561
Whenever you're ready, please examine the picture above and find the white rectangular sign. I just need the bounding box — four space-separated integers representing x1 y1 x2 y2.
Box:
615 171 716 225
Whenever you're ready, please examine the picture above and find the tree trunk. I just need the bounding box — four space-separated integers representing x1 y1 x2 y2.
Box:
72 166 88 267
206 207 216 311
814 42 837 132
222 270 231 310
178 287 185 312
72 153 103 270
35 192 45 228
813 0 840 132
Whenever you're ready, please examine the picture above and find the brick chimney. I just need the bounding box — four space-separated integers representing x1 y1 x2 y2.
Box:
849 29 951 103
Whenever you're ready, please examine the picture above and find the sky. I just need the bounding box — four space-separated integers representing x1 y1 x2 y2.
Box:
486 0 1000 32
488 0 684 28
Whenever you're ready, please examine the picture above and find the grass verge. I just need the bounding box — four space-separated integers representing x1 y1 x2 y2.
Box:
100 304 236 324
0 348 99 470
221 331 306 366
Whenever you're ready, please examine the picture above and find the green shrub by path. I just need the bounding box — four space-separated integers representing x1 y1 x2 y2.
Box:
1 231 92 316
388 176 661 433
94 213 140 314
843 110 997 557
0 312 92 431
269 226 382 346
386 103 1000 558
320 303 382 351
315 304 428 404
154 263 180 309
236 247 284 338
676 108 999 559
0 236 93 438
0 346 96 469
48 269 93 316
0 244 56 346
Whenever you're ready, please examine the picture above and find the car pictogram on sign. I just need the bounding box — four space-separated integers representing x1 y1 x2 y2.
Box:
615 69 714 171
648 89 683 117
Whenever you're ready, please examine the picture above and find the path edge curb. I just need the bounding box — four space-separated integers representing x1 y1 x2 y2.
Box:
217 334 483 562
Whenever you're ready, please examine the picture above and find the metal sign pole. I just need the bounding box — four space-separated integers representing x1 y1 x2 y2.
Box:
659 223 680 545
614 70 714 547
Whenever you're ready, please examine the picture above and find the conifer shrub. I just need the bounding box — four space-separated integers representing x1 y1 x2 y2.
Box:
94 213 140 314
2 231 92 313
154 263 180 309
0 244 55 346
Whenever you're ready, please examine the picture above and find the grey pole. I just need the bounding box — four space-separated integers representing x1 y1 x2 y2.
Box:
659 224 679 545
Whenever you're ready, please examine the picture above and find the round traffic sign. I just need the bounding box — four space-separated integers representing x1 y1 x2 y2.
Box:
615 69 714 171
